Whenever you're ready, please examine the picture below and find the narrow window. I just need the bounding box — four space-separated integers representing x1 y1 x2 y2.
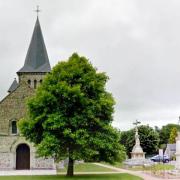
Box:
34 80 37 89
27 80 31 87
12 121 17 134
40 79 42 84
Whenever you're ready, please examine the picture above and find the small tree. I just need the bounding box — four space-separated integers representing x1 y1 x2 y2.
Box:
19 53 126 176
169 127 178 144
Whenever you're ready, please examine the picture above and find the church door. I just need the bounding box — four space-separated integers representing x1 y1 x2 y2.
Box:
16 144 30 170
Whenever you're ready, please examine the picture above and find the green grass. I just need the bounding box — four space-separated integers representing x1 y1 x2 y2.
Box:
101 162 123 168
144 164 174 171
0 174 143 180
124 164 175 171
58 163 116 173
101 161 174 171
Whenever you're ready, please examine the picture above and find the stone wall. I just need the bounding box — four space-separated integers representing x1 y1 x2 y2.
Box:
0 72 55 170
0 150 55 170
33 156 55 169
0 83 34 135
18 73 46 89
0 136 55 170
0 153 13 169
0 72 46 135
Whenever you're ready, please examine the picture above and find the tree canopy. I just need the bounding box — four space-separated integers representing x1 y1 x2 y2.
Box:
19 53 126 176
159 124 180 146
169 127 178 144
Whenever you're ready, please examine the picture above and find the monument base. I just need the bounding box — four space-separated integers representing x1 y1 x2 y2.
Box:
123 158 153 167
131 152 145 159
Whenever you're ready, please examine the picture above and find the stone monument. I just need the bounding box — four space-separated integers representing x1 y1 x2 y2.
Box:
175 132 180 170
131 123 145 159
123 120 152 167
168 131 180 177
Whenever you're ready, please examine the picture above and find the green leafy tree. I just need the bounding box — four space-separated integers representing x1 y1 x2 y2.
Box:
169 127 178 144
120 130 135 157
120 125 159 157
19 53 126 176
159 124 180 146
138 125 159 155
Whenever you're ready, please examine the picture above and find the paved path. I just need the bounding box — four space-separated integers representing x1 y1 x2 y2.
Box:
93 163 177 180
0 170 57 176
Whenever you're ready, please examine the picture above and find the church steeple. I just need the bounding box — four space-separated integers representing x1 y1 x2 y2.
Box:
17 17 51 74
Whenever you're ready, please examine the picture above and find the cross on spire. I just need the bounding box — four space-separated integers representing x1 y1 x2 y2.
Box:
133 120 141 136
133 120 141 127
34 5 41 16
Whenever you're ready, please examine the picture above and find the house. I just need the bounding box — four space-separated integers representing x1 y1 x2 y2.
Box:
164 144 176 159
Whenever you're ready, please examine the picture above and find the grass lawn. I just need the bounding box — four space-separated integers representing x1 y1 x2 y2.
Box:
58 163 117 173
144 164 174 171
123 163 175 171
101 161 174 171
101 162 123 169
0 174 143 180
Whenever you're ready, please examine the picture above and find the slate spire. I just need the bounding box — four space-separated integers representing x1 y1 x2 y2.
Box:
18 17 51 73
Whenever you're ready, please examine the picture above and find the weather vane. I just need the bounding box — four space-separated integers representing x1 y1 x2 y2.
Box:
34 5 41 16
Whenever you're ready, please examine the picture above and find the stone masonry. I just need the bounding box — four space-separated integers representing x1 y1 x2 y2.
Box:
0 74 55 170
0 16 55 170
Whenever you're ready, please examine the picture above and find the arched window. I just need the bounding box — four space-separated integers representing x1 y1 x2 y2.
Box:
34 80 37 89
27 80 31 87
40 79 42 84
12 121 17 134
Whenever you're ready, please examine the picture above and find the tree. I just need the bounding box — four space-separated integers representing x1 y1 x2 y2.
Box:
138 125 159 155
120 130 135 157
19 53 126 176
159 124 180 146
120 125 159 157
169 127 178 144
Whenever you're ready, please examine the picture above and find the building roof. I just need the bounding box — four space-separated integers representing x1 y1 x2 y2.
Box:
166 144 176 151
17 17 51 73
8 78 19 93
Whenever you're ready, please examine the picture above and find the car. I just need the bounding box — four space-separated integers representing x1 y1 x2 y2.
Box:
150 155 170 163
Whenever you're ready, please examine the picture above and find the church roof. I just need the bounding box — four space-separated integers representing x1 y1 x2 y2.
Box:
17 17 51 73
8 78 19 93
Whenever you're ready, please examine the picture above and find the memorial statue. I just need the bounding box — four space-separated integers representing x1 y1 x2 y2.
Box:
123 120 152 167
131 120 145 159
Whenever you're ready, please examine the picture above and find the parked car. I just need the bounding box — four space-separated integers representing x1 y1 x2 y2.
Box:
150 155 170 163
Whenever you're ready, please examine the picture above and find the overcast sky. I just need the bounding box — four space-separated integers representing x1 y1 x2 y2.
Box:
1 0 180 131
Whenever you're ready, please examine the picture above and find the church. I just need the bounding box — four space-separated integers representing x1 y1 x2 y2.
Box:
0 16 55 170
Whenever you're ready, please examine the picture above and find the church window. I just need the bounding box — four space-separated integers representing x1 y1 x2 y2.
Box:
12 121 17 134
40 79 42 84
28 80 31 87
34 80 37 89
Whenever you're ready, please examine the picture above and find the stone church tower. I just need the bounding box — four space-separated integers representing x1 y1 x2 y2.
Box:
0 17 55 170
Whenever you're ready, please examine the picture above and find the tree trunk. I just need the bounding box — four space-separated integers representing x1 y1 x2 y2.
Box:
67 157 74 176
